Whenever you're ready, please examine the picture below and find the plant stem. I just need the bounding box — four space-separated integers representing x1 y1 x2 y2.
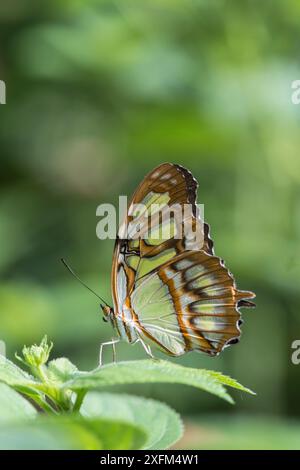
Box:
36 365 49 383
36 397 60 415
73 390 87 412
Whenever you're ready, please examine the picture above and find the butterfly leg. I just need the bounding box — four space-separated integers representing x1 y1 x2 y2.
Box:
138 337 155 360
112 339 117 364
98 338 120 367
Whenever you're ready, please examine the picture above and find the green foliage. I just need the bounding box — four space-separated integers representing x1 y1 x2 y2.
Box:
0 416 146 450
66 360 255 404
0 336 254 449
81 392 183 450
0 383 37 424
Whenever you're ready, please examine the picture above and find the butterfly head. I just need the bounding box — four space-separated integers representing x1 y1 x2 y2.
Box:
101 304 114 322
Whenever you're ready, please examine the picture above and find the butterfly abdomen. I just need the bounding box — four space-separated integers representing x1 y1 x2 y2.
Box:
112 312 139 344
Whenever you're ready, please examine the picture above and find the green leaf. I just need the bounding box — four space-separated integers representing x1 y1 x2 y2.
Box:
65 360 255 404
0 355 70 413
0 355 35 387
206 371 256 395
0 383 37 424
0 415 146 450
0 355 51 409
47 357 78 383
82 392 183 450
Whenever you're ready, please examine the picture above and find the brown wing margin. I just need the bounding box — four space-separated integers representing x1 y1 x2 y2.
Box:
173 164 214 255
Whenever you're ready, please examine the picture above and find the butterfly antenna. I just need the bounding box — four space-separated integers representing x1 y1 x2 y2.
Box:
60 258 110 308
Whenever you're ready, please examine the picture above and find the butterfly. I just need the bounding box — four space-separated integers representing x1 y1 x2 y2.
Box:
100 163 255 364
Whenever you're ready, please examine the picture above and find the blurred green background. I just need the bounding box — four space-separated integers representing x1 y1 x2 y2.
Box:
1 0 300 449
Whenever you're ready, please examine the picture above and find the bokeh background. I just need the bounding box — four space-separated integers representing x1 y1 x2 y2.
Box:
1 0 300 449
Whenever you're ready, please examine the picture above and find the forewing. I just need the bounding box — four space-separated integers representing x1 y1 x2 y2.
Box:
112 163 213 314
127 162 214 256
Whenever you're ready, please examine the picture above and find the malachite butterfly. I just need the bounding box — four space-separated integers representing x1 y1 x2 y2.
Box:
100 163 255 362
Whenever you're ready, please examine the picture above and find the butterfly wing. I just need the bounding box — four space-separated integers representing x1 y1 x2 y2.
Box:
130 250 255 356
111 163 255 356
127 162 214 256
112 162 212 308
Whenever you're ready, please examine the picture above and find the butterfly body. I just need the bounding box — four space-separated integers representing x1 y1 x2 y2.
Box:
102 163 255 358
